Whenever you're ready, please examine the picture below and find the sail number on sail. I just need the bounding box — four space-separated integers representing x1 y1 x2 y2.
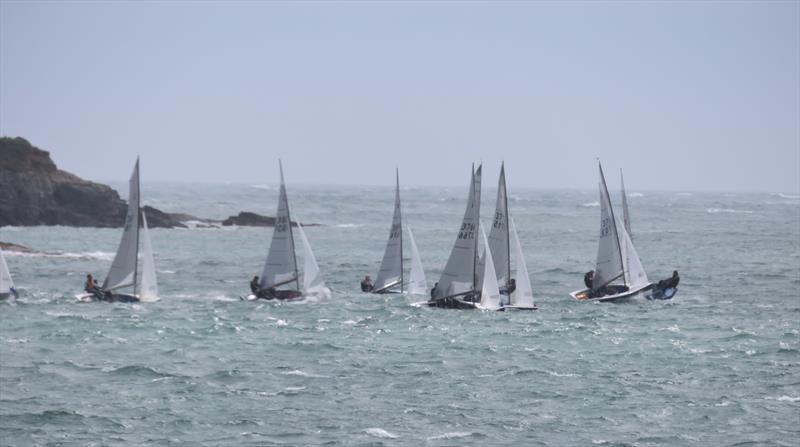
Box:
458 222 476 240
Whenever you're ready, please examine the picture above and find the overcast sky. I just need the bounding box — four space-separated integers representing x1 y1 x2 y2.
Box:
1 1 798 192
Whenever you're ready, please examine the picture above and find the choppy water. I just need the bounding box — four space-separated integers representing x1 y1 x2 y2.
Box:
1 184 799 446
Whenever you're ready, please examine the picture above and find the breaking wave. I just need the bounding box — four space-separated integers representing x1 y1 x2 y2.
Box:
707 208 754 214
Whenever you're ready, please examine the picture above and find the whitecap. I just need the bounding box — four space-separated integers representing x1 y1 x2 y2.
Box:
365 428 399 439
335 224 363 228
628 192 644 198
580 202 599 207
766 395 800 402
4 250 115 260
250 184 273 190
776 193 800 200
707 208 753 214
427 432 472 440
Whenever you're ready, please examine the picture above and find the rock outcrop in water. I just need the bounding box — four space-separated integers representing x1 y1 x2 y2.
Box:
1 137 190 229
221 211 320 227
0 137 128 228
0 137 320 229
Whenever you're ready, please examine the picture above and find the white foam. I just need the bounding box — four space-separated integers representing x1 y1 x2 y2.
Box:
581 202 600 207
427 432 471 440
766 395 800 402
335 223 363 228
707 208 753 214
776 193 800 200
365 428 399 439
4 250 115 260
628 192 644 198
250 184 273 190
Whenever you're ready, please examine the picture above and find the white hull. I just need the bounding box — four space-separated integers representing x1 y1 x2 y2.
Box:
570 282 652 302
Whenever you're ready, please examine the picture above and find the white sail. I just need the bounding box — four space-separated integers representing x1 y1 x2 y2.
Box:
138 211 159 302
261 161 299 290
620 169 632 239
297 222 327 294
0 248 14 295
593 162 625 292
103 159 140 291
488 163 510 285
479 224 502 310
406 226 427 295
434 164 482 299
619 219 649 288
510 218 534 308
373 169 403 293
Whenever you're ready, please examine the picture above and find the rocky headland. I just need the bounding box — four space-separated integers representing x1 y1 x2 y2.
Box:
0 137 318 229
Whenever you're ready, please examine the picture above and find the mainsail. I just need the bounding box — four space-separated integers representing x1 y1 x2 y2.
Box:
434 164 482 299
593 162 625 292
373 169 403 293
103 159 140 292
261 161 299 290
406 226 427 295
0 248 14 295
510 217 535 308
138 211 159 302
479 224 501 310
620 169 632 239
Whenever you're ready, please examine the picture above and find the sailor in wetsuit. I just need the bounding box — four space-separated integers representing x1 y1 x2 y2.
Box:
360 275 373 292
658 270 680 289
584 270 594 290
84 274 104 300
430 282 438 299
250 276 260 295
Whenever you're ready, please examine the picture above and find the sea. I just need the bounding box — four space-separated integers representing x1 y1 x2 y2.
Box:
1 183 798 446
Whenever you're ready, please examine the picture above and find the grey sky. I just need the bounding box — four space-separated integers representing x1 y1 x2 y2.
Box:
1 1 798 192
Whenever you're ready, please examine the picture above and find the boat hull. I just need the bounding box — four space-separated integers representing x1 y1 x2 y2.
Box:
418 297 479 309
570 283 652 302
243 290 305 301
0 292 11 300
76 292 140 303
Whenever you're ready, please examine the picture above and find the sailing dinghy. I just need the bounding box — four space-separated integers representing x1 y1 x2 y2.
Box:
571 162 676 302
0 248 18 300
476 163 537 310
77 159 160 303
244 161 330 301
421 164 484 309
619 169 679 300
368 169 427 295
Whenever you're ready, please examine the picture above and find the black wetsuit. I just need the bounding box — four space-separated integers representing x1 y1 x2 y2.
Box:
250 279 260 294
584 271 594 290
360 280 373 292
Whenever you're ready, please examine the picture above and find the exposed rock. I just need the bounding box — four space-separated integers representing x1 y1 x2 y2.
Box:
0 137 127 227
0 137 323 229
141 206 188 229
221 211 320 227
0 241 35 253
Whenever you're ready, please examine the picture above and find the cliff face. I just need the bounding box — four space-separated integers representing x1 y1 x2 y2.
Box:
0 137 128 227
0 137 187 228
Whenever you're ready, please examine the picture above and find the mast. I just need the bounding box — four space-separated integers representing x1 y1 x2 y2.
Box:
279 160 301 292
502 162 511 303
133 157 140 298
397 168 404 294
471 164 482 295
597 161 624 290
